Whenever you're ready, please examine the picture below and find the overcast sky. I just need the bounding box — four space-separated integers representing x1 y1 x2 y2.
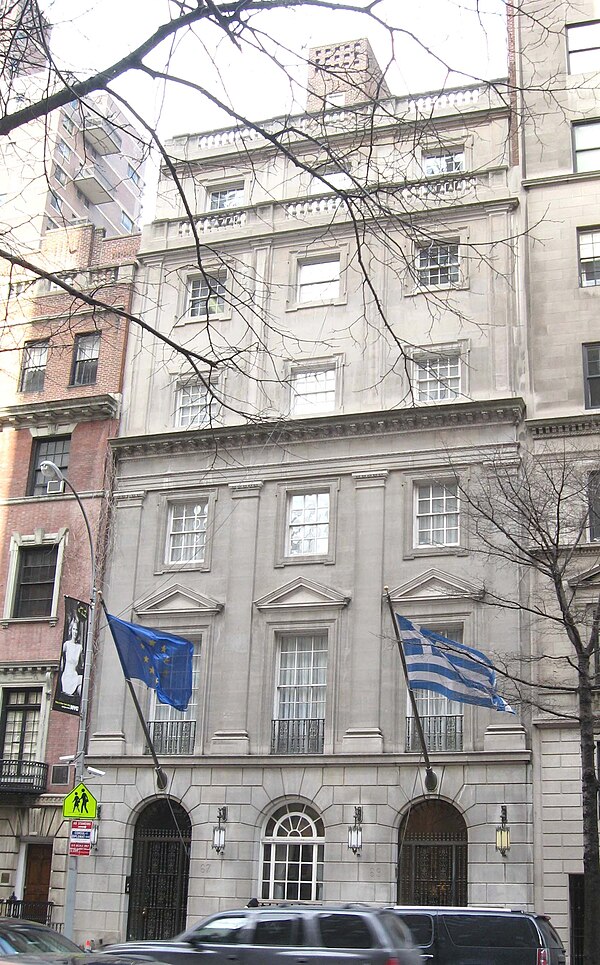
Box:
40 0 508 138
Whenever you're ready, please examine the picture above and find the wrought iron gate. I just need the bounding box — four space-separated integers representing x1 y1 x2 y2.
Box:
127 800 191 940
398 799 467 906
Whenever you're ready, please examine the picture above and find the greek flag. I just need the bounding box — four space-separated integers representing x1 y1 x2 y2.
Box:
396 614 514 713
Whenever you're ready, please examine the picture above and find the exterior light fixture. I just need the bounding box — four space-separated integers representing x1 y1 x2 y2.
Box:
212 807 227 854
495 805 510 857
348 806 363 855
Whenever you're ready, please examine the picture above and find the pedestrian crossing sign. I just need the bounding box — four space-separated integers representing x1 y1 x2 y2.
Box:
63 782 98 820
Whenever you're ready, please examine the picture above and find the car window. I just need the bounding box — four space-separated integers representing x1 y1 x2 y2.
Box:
318 914 374 949
0 927 82 954
380 911 412 948
252 916 302 946
189 915 247 944
537 919 565 950
442 915 538 948
395 913 434 947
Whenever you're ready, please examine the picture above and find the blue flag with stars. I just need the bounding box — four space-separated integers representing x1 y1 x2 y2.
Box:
106 613 194 711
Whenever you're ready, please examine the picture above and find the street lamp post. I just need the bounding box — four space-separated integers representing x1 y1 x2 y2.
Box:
40 460 96 941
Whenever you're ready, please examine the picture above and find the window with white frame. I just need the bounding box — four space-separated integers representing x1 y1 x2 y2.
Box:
0 688 42 764
56 138 71 162
297 256 340 303
287 491 330 557
416 241 460 287
166 499 209 565
188 272 227 318
19 340 48 393
209 184 244 210
49 191 62 214
414 354 461 402
290 366 336 416
71 332 100 386
422 149 465 177
120 210 134 233
61 113 75 135
53 164 67 186
578 229 600 286
4 533 65 621
584 343 600 408
567 21 600 73
261 803 325 901
175 380 219 428
127 163 142 188
272 633 327 754
574 121 600 172
415 481 460 547
147 639 201 754
406 624 464 752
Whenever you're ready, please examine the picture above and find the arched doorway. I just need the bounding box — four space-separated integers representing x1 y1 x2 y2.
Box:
397 799 467 906
127 799 191 940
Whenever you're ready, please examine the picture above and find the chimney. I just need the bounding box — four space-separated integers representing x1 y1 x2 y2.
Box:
306 38 390 113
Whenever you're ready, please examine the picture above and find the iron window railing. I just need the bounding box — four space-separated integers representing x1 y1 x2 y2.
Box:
406 714 463 752
0 759 48 794
271 718 324 754
146 720 196 755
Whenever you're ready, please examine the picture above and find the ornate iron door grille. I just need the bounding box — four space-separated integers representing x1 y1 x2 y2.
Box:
127 805 191 940
398 835 467 905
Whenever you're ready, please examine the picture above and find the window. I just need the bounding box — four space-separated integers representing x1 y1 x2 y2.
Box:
56 138 71 162
272 633 327 754
252 917 302 947
589 472 600 541
46 218 58 231
166 499 208 565
12 545 59 618
406 625 464 751
287 492 329 557
19 340 48 393
415 481 460 547
28 437 70 497
188 272 227 318
423 149 464 176
188 917 247 944
567 22 600 73
574 121 600 172
70 332 100 386
61 113 75 135
175 380 219 428
261 803 324 901
297 257 340 303
319 915 374 949
148 641 200 754
53 165 67 186
120 210 134 233
209 184 244 210
0 689 42 762
416 242 460 287
290 367 336 416
75 187 90 209
127 163 142 188
49 192 62 213
584 343 600 407
578 229 600 286
414 354 461 402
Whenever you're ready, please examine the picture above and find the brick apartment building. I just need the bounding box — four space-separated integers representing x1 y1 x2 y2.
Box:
0 222 139 925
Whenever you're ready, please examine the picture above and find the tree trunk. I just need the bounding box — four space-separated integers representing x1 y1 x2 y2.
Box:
578 652 600 965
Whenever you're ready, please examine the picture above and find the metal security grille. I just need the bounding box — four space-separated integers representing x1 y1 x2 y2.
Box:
398 800 467 906
127 802 191 940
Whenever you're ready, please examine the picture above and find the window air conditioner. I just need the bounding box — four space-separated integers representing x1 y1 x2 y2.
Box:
46 478 65 495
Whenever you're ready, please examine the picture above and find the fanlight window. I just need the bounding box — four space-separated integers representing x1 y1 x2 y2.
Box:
261 803 324 901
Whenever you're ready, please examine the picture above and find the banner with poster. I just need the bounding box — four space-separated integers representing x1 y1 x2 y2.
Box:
52 596 89 715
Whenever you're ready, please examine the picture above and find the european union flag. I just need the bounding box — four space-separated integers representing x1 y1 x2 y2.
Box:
106 613 194 711
396 614 514 714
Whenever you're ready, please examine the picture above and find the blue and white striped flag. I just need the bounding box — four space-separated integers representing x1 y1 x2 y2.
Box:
396 615 514 713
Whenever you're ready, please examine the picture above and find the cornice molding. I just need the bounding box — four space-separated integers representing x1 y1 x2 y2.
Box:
527 412 600 437
0 394 121 430
111 398 526 460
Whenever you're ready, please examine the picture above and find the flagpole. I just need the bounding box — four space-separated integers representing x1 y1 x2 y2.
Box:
384 588 438 793
100 600 168 791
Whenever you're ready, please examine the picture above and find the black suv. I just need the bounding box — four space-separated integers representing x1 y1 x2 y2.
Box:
104 905 422 965
392 906 565 965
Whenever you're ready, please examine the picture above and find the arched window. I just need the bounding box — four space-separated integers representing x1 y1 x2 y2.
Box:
261 803 324 901
398 799 467 906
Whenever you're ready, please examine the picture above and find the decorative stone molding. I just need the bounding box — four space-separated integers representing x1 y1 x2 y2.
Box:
0 394 121 429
